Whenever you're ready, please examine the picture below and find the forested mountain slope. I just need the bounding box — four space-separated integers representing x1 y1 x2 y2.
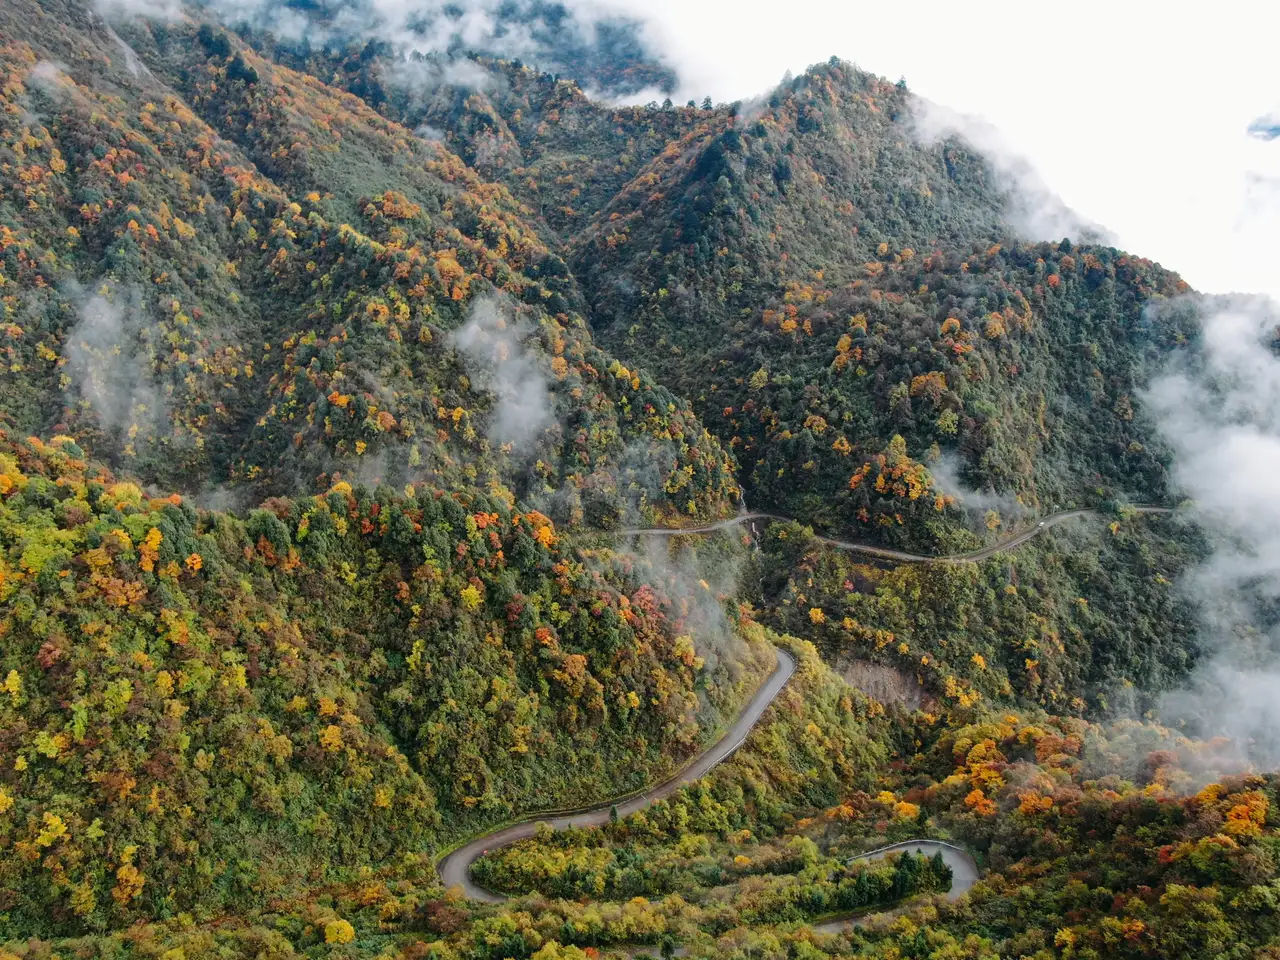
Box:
569 62 1195 547
0 427 772 935
239 37 1197 548
750 511 1201 716
0 0 739 526
233 43 719 243
0 0 767 936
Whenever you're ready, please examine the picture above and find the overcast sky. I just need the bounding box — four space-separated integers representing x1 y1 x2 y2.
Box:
615 0 1278 299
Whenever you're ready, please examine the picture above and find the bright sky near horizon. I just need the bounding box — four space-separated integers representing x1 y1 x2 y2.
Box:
615 0 1279 299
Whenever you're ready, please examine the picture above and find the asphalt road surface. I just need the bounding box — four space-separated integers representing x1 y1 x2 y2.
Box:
809 839 980 934
620 506 1172 563
435 504 1176 905
437 648 797 901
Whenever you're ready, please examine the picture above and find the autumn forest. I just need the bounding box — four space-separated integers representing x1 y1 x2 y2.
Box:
0 1 1276 959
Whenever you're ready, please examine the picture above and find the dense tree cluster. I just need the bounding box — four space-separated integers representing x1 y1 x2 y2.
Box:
751 511 1203 715
0 428 770 935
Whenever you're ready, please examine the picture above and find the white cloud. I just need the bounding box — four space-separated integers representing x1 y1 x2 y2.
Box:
1144 294 1280 768
65 285 167 440
449 295 554 453
95 0 184 22
1248 109 1280 141
381 54 497 100
25 60 70 97
909 98 1110 244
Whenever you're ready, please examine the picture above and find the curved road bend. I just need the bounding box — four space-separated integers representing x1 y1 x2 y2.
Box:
603 840 978 955
437 649 798 902
620 506 1172 564
809 839 979 934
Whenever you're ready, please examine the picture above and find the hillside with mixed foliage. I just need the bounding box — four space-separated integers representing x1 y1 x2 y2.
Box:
0 0 738 526
568 63 1195 548
1 0 1275 958
752 508 1208 726
246 39 1199 549
0 427 772 935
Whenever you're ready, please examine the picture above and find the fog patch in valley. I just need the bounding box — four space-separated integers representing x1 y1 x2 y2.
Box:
64 283 168 446
449 294 554 455
16 60 76 131
926 452 1024 527
95 0 184 23
108 0 674 101
25 61 72 100
382 55 498 99
185 482 255 515
610 529 751 681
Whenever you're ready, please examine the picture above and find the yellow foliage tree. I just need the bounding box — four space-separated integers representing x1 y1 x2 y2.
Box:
324 918 356 944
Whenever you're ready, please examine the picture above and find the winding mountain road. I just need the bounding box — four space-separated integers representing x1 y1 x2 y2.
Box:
809 840 980 934
620 506 1172 563
436 506 1172 907
437 648 797 902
